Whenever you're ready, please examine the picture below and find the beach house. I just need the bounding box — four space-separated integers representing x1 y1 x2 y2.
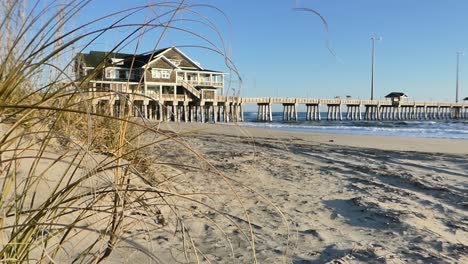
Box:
74 47 242 122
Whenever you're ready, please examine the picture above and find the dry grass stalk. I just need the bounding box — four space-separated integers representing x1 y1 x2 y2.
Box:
0 0 291 263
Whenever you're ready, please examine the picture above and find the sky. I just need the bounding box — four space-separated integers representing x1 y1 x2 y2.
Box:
81 0 468 102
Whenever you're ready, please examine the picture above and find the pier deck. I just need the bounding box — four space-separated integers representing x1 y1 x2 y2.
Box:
89 93 468 122
243 97 467 121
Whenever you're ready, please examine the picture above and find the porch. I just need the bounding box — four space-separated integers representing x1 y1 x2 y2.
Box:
176 70 224 87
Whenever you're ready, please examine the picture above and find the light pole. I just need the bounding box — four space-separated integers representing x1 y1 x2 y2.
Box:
370 35 382 100
456 50 464 102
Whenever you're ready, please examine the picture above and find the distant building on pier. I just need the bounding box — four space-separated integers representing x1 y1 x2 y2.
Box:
385 92 408 106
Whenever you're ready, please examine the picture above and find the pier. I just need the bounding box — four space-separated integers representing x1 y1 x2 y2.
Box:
243 97 467 121
89 93 468 122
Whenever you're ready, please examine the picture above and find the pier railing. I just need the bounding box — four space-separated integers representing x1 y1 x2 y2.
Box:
86 91 468 122
242 97 466 107
243 97 467 122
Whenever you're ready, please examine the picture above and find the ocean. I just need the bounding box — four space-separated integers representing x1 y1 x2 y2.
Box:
237 112 468 140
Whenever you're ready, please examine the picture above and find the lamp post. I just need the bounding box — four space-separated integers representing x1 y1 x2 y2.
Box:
456 50 464 102
370 35 382 100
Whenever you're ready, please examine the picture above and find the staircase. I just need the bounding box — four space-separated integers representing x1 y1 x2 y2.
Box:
180 80 201 99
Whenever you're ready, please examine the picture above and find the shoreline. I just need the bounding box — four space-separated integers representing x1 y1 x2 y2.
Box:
160 122 468 155
239 120 468 140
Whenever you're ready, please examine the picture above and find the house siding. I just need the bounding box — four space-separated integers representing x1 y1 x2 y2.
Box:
145 59 176 83
163 49 199 69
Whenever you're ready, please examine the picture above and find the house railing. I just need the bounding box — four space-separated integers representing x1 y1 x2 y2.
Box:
177 79 223 87
160 94 174 100
178 80 201 98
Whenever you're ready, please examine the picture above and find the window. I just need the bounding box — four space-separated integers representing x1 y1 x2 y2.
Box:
151 69 171 79
119 70 128 79
151 69 160 78
129 71 137 80
105 68 117 79
161 70 170 79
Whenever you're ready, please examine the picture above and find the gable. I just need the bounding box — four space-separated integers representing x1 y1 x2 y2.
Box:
148 57 176 69
161 48 202 69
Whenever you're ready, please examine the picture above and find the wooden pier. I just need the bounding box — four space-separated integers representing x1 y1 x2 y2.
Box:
245 97 468 121
89 93 467 122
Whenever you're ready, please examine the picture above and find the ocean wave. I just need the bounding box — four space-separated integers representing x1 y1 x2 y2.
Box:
236 119 468 140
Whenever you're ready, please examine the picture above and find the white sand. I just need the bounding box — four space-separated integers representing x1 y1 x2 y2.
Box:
107 122 467 263
2 122 467 263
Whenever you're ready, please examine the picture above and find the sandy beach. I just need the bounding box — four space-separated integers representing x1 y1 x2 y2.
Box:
102 122 467 263
2 122 467 263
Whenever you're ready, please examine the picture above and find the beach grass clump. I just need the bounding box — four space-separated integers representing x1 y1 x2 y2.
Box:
0 0 289 262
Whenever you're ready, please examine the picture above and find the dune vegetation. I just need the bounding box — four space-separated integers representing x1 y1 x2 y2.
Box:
0 1 290 262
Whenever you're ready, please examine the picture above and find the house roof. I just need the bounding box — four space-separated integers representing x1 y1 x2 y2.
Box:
191 68 223 73
78 47 219 73
143 46 204 70
79 48 170 68
385 92 408 98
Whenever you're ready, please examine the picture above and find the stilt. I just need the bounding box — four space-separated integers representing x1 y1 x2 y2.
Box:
183 104 188 122
109 101 115 117
148 104 153 119
225 104 228 122
346 105 352 120
142 103 147 119
240 104 244 122
201 104 206 123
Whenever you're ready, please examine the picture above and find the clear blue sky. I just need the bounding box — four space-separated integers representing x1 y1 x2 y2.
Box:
81 0 468 102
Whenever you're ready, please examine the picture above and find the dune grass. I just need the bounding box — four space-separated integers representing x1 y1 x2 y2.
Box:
0 0 291 263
